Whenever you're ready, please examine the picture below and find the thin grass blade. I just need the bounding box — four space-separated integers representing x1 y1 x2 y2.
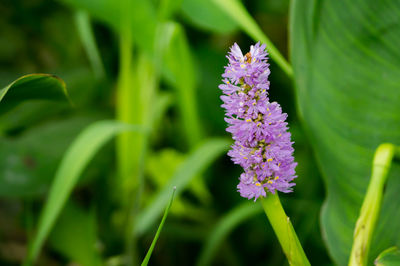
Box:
141 187 176 266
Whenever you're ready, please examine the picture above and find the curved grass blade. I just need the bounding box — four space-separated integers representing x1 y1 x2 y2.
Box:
141 187 176 266
197 203 262 266
134 138 231 235
24 120 144 265
0 74 70 114
212 0 293 78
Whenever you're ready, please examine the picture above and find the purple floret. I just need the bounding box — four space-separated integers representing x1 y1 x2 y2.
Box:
220 42 297 201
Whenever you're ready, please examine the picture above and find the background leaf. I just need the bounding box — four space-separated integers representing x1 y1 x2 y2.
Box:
180 0 238 33
135 138 231 235
48 201 101 266
25 120 143 264
290 0 400 264
375 247 400 266
197 202 262 266
0 74 69 114
0 115 100 198
59 0 157 55
160 22 203 147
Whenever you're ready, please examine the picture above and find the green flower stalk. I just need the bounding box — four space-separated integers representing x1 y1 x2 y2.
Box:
220 43 310 265
349 143 398 266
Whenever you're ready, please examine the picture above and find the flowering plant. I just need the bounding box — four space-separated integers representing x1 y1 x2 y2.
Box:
220 43 297 201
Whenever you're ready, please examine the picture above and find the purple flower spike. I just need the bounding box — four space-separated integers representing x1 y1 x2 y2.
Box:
220 42 297 201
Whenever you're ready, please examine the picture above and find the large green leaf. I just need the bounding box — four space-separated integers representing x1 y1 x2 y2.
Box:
0 74 69 114
290 0 400 265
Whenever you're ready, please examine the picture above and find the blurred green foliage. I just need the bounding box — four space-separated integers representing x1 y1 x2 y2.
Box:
5 0 399 265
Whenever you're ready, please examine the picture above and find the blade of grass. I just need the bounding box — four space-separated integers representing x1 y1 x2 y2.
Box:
197 202 263 266
141 187 176 266
212 0 293 78
74 10 106 79
134 138 231 235
24 121 144 265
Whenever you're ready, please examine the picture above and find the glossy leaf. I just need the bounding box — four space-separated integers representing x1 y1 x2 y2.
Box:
290 0 400 264
135 138 231 235
0 74 69 114
25 121 143 264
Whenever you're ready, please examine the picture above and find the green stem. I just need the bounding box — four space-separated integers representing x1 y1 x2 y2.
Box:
116 1 140 265
348 143 397 266
213 0 293 78
261 193 310 266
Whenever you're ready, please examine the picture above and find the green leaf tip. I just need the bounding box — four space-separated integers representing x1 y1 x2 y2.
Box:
141 187 176 266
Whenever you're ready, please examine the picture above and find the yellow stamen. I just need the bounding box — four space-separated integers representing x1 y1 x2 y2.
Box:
278 163 281 167
243 157 248 159
257 122 261 127
268 113 272 116
268 180 273 184
252 102 256 105
267 158 273 162
255 182 261 187
275 176 279 180
278 134 282 137
246 119 252 122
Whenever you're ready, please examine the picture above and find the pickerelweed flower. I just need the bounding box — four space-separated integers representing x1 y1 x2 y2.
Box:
220 42 297 201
